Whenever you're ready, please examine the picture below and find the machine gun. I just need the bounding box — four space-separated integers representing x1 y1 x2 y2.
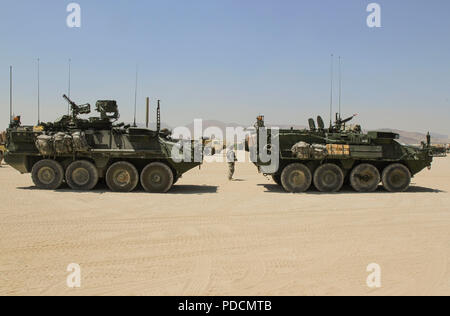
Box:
333 113 358 132
63 94 91 121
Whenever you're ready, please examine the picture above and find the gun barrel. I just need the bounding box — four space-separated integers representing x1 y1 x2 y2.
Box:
63 94 75 106
341 115 355 124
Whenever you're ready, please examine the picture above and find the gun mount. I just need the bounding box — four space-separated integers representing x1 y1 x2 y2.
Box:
333 113 358 132
63 94 91 121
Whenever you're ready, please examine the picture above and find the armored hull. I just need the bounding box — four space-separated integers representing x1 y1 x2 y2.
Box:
248 115 434 193
5 96 204 192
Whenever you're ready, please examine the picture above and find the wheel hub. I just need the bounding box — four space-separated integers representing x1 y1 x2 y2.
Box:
323 171 336 185
152 173 162 184
72 168 90 186
357 172 373 183
291 171 306 186
391 171 404 186
38 167 55 185
115 170 131 186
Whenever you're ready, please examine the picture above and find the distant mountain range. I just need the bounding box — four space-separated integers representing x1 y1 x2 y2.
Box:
133 120 449 145
376 129 449 145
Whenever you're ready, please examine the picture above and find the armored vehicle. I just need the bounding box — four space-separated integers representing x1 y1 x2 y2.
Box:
430 144 448 157
4 95 205 192
0 131 6 163
247 114 434 193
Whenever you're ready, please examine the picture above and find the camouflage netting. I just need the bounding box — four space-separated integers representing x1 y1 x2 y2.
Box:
72 132 90 152
291 141 327 159
35 135 54 156
35 132 90 156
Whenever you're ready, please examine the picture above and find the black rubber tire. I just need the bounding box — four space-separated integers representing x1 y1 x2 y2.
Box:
106 161 139 192
281 163 312 193
141 162 174 193
31 159 64 190
350 163 381 192
65 160 99 191
272 174 282 186
313 163 344 193
382 163 411 192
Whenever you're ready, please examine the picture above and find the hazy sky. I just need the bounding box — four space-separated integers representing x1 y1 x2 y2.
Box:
0 0 449 135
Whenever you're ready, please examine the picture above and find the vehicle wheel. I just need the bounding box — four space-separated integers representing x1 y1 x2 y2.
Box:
281 163 312 193
65 160 99 191
272 174 282 186
350 163 380 192
31 159 64 190
382 163 411 192
141 162 174 193
313 163 344 192
106 161 139 192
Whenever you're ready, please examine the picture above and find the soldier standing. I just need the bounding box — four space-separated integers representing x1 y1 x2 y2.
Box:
227 147 237 181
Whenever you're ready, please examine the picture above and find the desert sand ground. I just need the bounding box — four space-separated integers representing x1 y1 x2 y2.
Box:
0 156 449 296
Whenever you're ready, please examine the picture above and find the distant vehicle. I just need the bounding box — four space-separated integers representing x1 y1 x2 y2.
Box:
4 95 206 192
430 144 448 157
246 113 434 193
0 131 6 163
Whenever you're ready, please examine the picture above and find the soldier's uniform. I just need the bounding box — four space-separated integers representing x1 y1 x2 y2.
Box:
227 149 237 180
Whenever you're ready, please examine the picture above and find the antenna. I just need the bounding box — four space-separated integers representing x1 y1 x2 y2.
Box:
133 65 138 127
157 100 161 132
9 66 13 124
146 97 150 128
37 58 40 124
338 56 342 120
68 58 71 115
329 54 334 128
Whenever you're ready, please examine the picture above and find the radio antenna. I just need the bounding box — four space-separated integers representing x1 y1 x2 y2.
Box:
68 58 71 115
37 58 40 124
338 56 342 120
133 65 138 127
329 54 334 128
9 66 13 123
146 97 150 128
157 100 161 132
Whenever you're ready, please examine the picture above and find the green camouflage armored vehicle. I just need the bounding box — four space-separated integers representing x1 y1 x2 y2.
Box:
4 95 205 192
430 145 448 157
247 114 434 193
0 131 6 163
